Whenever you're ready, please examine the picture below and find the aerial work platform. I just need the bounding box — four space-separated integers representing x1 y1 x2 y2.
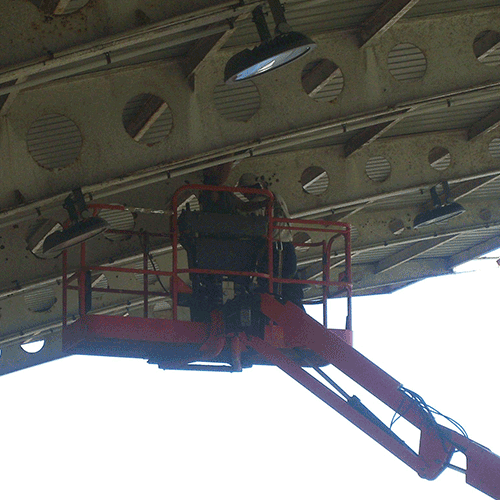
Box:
61 185 500 500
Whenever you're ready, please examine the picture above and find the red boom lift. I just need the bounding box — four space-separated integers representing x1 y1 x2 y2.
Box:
60 185 500 499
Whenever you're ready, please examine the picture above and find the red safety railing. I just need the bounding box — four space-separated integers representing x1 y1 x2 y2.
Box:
62 185 352 330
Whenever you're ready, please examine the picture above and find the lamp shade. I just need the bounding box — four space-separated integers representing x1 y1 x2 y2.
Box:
43 217 109 255
413 202 466 229
225 31 316 83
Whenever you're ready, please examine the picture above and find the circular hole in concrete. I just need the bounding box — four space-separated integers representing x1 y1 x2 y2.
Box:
473 30 500 66
488 137 500 159
301 166 329 195
21 339 45 354
388 218 405 235
25 287 57 313
365 156 391 182
27 114 82 170
479 208 492 222
214 80 261 122
301 59 344 103
293 232 312 254
33 0 90 15
26 218 63 259
176 194 200 215
132 258 159 285
388 43 427 81
429 147 451 171
99 206 136 241
123 94 173 145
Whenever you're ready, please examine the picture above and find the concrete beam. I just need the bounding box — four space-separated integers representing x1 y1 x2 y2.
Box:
304 258 451 300
301 59 342 98
0 333 68 376
448 235 500 268
124 95 169 142
467 106 500 141
353 258 452 292
375 235 457 273
0 1 260 87
344 119 402 157
183 22 238 90
358 0 421 46
474 30 500 61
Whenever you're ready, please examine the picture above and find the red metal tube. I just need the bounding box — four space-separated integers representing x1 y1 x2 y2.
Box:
143 233 149 318
62 250 68 328
78 242 87 318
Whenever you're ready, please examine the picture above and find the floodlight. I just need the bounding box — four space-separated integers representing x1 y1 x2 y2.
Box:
413 182 465 229
224 2 316 83
43 217 108 255
42 188 108 256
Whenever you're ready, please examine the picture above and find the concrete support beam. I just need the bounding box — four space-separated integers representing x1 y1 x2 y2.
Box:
0 1 260 87
467 106 500 141
125 95 169 142
183 24 237 90
0 79 19 116
301 59 342 98
353 258 452 292
474 30 500 62
448 235 500 268
453 174 500 200
304 258 451 299
344 119 401 157
358 0 421 46
375 235 456 273
0 333 68 376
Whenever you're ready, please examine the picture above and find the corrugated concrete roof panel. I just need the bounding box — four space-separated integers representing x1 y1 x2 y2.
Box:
386 95 500 137
420 226 500 258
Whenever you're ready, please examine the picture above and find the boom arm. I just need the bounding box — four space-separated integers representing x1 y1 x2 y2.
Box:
242 293 500 498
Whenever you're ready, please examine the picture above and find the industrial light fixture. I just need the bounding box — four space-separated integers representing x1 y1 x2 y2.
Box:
43 188 108 256
224 0 316 83
413 181 465 229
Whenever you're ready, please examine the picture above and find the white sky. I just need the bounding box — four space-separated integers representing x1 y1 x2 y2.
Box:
0 255 499 500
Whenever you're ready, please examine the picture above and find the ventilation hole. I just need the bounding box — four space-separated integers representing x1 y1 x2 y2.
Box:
33 0 90 15
131 259 159 285
25 287 57 313
99 206 135 241
214 80 260 122
388 43 427 81
429 147 451 171
27 114 82 170
26 219 63 259
92 274 109 289
153 299 172 318
479 208 492 221
365 156 391 182
301 59 344 103
21 339 45 354
29 0 86 14
293 232 312 253
61 0 91 15
153 299 171 311
473 30 500 66
350 226 359 242
301 166 329 195
177 194 200 215
488 137 500 159
388 218 405 235
123 94 173 145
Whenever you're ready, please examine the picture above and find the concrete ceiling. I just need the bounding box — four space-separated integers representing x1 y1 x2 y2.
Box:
1 0 500 374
